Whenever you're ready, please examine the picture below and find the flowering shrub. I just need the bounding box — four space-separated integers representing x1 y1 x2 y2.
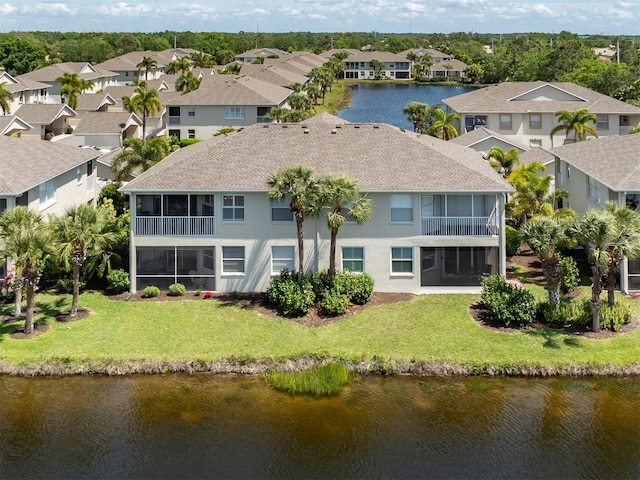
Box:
203 291 212 299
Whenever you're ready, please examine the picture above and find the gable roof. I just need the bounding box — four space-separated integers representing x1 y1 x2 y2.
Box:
344 51 410 62
236 48 289 59
0 136 99 195
239 64 308 88
96 50 175 72
14 104 77 124
18 62 117 83
550 134 640 191
122 114 513 194
518 147 556 166
74 111 142 135
75 93 118 111
443 81 640 114
2 71 50 93
430 59 467 71
400 48 452 59
450 126 528 151
263 58 314 76
0 116 33 136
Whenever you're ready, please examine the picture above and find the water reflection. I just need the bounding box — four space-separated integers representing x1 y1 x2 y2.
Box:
1 375 639 479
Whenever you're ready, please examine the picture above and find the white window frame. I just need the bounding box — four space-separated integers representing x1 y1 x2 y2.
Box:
86 160 94 192
39 179 56 210
224 106 245 120
341 247 364 273
222 195 244 222
271 198 293 222
188 129 195 139
499 114 512 130
529 113 542 129
271 246 295 274
530 139 542 148
597 114 608 130
391 247 414 275
188 107 196 117
222 246 245 274
76 166 82 185
390 194 413 223
587 176 600 204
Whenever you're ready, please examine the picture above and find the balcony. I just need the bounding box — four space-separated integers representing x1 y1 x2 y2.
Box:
135 216 215 236
168 116 181 125
421 216 498 236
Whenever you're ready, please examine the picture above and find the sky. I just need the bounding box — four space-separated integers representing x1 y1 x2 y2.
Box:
0 0 638 35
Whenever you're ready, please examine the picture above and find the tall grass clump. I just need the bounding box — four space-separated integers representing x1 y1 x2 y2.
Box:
263 363 351 396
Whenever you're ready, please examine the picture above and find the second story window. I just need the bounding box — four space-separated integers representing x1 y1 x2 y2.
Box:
271 198 293 222
223 195 244 222
225 107 245 120
529 113 542 129
597 114 609 130
188 107 196 117
390 194 413 223
499 114 512 130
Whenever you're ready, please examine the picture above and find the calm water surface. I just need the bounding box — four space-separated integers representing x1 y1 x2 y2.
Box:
1 374 639 479
337 83 475 129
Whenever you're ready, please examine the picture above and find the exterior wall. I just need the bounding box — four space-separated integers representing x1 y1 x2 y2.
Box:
167 105 263 139
129 191 505 294
343 61 412 80
84 134 122 148
556 159 603 215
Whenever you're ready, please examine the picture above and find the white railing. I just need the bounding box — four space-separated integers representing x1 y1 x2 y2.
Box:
421 216 499 236
135 216 215 236
168 116 181 125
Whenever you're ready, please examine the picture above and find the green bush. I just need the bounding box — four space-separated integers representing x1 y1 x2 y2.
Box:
142 285 160 298
106 269 129 293
194 289 202 297
481 275 536 327
505 225 521 257
179 138 203 148
56 277 86 293
558 254 580 295
539 300 590 325
267 269 315 317
310 270 333 302
320 289 350 316
341 272 375 305
168 283 186 296
600 301 632 331
98 183 127 216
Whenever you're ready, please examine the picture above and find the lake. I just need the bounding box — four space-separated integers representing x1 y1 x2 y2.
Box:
2 374 639 479
337 83 475 129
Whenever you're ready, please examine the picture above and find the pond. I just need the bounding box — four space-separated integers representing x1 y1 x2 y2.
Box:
337 83 475 129
1 374 639 479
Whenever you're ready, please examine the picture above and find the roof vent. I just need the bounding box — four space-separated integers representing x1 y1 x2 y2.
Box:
354 125 360 129
335 125 342 129
303 128 310 134
400 128 405 132
282 125 288 128
373 125 379 129
263 124 269 128
301 124 308 129
331 129 337 134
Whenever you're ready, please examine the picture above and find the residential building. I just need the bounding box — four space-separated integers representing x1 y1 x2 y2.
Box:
13 104 77 140
121 114 513 294
0 116 33 137
96 50 176 85
550 134 640 292
72 111 142 149
450 127 528 155
0 71 52 115
340 51 412 80
443 82 640 149
235 48 289 64
239 64 309 88
428 59 468 81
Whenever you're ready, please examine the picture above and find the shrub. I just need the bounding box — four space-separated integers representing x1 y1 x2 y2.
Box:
599 301 631 331
320 289 350 316
341 272 375 305
142 285 160 298
56 277 86 293
98 183 127 216
179 138 203 148
481 274 536 327
107 269 130 293
505 225 521 257
264 363 350 396
539 299 590 326
194 289 202 297
558 254 580 295
310 270 333 302
267 269 315 317
168 283 186 296
203 291 212 299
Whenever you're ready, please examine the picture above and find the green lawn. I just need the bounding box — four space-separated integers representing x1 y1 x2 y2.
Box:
1 290 639 375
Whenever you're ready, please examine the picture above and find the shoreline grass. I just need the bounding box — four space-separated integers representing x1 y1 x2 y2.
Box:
1 290 639 377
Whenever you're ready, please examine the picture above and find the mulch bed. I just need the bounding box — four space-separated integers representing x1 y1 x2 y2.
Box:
7 322 50 339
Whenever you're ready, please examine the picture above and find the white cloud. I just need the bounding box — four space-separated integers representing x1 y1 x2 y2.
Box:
0 2 17 14
97 2 154 17
233 7 270 17
36 2 75 14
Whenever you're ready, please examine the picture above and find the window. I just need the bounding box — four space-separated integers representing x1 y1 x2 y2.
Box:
76 166 82 185
597 114 608 130
0 198 7 216
271 246 295 274
390 194 413 222
271 198 293 222
222 246 245 274
391 247 413 274
342 247 364 273
168 129 180 140
587 176 599 203
529 114 542 129
499 114 512 130
39 179 55 210
188 129 195 139
224 106 245 120
188 107 196 117
530 139 542 148
223 195 244 222
86 160 94 191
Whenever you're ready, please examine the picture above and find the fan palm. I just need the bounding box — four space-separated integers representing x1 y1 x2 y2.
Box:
176 71 202 94
136 56 158 80
486 146 520 177
403 101 429 133
166 57 191 75
549 108 598 145
426 107 460 140
111 137 171 181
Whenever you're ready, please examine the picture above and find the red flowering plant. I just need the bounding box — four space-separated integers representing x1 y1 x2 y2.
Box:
203 291 212 299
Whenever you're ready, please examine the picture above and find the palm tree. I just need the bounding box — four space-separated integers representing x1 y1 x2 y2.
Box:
602 202 640 306
165 57 191 75
51 204 117 317
573 209 613 332
267 166 320 275
629 125 640 135
288 91 312 112
176 71 202 94
265 107 290 124
79 78 95 94
0 206 49 334
403 101 430 133
549 108 598 145
486 146 520 177
122 84 162 140
316 175 372 276
406 51 419 78
520 217 571 309
369 59 385 80
111 137 171 181
56 72 83 110
426 107 460 140
304 82 320 106
189 52 215 68
136 56 158 81
0 81 14 115
310 67 333 103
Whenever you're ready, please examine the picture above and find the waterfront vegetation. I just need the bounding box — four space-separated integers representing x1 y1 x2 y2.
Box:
264 362 351 395
1 286 639 376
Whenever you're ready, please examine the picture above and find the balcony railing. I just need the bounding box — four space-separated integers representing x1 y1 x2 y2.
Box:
168 116 181 125
421 216 498 236
135 216 215 236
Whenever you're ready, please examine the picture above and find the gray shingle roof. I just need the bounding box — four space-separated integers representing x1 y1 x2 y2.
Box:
345 51 411 62
75 93 117 111
0 116 33 135
239 64 308 88
450 127 528 151
443 81 640 114
14 104 77 124
122 114 513 194
74 111 141 134
519 147 556 166
550 134 640 190
0 136 99 195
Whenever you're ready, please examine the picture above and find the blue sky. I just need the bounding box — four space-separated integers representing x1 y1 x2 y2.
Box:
1 0 637 35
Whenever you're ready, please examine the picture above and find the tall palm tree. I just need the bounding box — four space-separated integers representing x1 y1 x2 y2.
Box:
0 81 14 115
549 108 598 145
165 57 191 75
0 206 49 334
176 71 202 94
369 59 385 80
573 209 613 332
56 72 83 110
316 175 372 276
111 137 171 181
136 56 158 81
520 217 571 309
486 146 520 177
189 52 215 68
310 67 333 103
267 166 320 275
403 101 429 133
51 204 117 317
602 201 640 306
288 91 312 112
122 84 162 140
427 107 460 140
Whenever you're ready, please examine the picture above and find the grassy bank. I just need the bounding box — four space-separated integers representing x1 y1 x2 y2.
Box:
1 291 639 376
